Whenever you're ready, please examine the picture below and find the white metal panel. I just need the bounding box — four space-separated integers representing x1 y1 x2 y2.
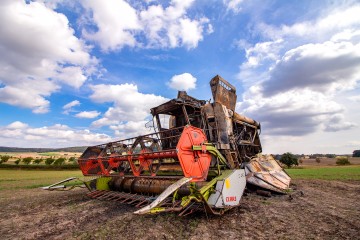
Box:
207 169 246 208
220 169 246 207
207 180 224 207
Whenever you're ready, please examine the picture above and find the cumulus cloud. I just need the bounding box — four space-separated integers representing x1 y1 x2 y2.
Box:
62 100 80 114
348 95 360 102
0 0 96 113
140 0 211 49
236 4 360 137
110 121 152 139
0 121 112 147
7 121 29 129
238 87 345 136
167 73 197 91
258 5 360 42
262 41 360 96
223 0 245 13
81 0 212 51
75 111 101 119
323 114 357 132
90 83 168 127
81 0 141 51
238 5 360 84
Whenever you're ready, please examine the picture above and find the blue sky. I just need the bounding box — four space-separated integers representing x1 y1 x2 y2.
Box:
0 0 359 154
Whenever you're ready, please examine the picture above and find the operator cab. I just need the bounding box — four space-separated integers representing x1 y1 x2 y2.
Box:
149 91 206 131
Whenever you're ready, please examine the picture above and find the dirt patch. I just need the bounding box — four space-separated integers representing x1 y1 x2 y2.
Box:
1 179 359 240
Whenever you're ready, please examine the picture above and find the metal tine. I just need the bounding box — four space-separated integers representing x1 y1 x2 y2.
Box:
114 192 134 203
120 195 134 203
107 194 124 201
95 191 112 200
88 190 106 198
86 190 101 197
135 199 151 208
100 192 121 200
97 191 116 200
128 194 148 205
108 192 131 202
128 195 147 205
113 195 128 202
127 194 145 204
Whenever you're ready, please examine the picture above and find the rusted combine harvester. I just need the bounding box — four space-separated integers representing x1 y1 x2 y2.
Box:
44 75 290 215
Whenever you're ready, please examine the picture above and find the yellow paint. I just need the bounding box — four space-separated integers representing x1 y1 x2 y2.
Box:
225 179 230 189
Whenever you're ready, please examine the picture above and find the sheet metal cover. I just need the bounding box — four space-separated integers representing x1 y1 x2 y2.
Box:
245 156 291 192
207 169 246 208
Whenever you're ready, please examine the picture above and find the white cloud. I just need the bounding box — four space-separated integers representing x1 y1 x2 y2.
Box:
348 95 360 102
167 73 197 91
0 0 96 113
237 87 346 136
0 122 112 147
63 100 80 109
37 0 70 9
75 111 100 119
62 100 80 114
223 0 245 13
140 0 210 49
54 66 88 88
262 40 360 96
81 0 141 51
81 0 212 50
241 39 283 68
0 83 56 113
90 83 168 127
323 114 357 132
91 118 119 128
238 5 360 85
236 4 360 137
256 5 360 42
7 121 28 130
110 121 152 139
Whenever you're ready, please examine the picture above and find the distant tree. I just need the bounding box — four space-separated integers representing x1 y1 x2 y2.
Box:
68 156 76 162
14 159 21 165
22 157 33 165
53 157 66 166
280 152 298 168
315 157 321 163
325 154 336 158
0 155 11 164
33 159 43 164
353 150 360 157
45 158 54 165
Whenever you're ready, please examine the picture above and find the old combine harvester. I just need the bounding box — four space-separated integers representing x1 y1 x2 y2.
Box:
44 75 291 216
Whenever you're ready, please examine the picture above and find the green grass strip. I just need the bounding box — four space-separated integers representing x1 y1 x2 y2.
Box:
286 165 360 180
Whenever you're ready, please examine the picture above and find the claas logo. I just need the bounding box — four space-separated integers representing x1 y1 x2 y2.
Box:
225 196 236 202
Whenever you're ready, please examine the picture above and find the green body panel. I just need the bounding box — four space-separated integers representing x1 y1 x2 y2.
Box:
84 177 112 191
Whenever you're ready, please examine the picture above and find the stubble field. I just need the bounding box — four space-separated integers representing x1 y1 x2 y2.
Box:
0 166 359 240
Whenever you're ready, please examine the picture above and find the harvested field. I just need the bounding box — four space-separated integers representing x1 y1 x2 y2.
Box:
299 157 360 166
0 152 82 164
0 168 359 239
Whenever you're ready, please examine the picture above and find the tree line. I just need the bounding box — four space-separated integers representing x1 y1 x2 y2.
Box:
0 155 78 166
